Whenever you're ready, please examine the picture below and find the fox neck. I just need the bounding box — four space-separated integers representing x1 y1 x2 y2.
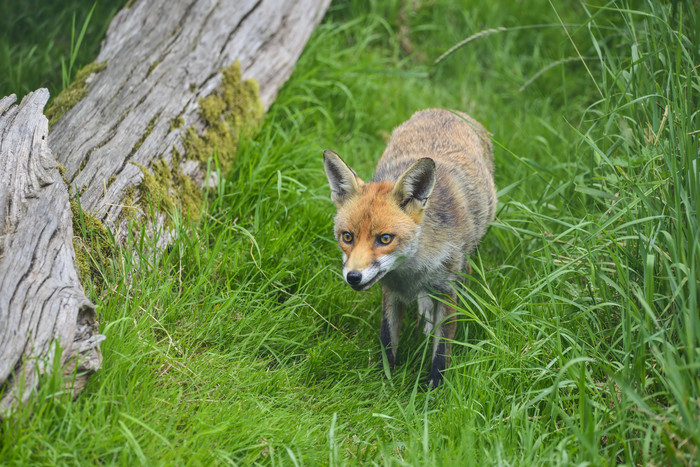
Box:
379 245 432 299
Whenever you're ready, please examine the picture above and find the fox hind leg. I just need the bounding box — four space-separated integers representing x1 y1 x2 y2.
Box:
380 286 405 370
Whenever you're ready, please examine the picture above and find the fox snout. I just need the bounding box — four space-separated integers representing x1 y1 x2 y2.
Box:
346 270 362 286
342 257 392 291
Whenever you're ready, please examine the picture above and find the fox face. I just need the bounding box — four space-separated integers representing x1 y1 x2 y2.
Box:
323 150 435 291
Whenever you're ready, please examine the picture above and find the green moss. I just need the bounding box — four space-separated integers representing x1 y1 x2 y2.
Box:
130 115 158 156
70 199 115 285
120 184 138 221
118 61 263 229
107 175 116 188
147 60 161 78
169 115 184 131
181 61 264 173
131 156 203 222
45 62 107 126
131 159 173 215
72 242 91 283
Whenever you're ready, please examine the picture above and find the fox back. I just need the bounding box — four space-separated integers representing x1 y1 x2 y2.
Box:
323 108 496 386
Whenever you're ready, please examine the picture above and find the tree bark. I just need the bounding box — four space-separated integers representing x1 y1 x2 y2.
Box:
49 0 331 246
0 90 103 416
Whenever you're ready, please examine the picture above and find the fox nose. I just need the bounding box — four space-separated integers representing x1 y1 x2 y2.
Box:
346 271 362 285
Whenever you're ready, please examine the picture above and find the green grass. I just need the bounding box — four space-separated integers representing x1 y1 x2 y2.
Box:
1 0 698 464
0 0 127 99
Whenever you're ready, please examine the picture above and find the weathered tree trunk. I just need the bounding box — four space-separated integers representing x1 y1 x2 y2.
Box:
1 0 329 414
0 90 103 416
49 0 331 247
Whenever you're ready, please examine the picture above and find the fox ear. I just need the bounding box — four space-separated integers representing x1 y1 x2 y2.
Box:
323 149 364 206
392 158 436 216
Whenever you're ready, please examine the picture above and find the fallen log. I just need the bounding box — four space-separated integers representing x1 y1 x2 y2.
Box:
0 90 103 416
48 0 331 247
0 0 330 413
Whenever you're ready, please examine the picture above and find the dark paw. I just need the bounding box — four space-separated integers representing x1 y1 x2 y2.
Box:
427 368 444 389
428 342 448 388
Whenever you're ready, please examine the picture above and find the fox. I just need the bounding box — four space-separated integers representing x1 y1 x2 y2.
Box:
323 108 496 387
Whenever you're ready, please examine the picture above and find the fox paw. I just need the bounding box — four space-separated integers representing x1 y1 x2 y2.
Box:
427 369 444 389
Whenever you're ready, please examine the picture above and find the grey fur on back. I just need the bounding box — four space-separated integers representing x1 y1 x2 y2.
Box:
374 108 496 280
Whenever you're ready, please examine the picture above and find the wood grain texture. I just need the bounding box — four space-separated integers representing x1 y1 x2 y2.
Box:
0 90 103 416
49 0 330 245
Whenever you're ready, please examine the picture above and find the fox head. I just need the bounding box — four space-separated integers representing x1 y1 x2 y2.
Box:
323 149 436 291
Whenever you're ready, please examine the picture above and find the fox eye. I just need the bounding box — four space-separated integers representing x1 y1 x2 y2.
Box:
378 234 394 245
341 232 353 244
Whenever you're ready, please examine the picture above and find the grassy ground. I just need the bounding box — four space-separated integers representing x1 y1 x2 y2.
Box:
1 0 698 464
0 0 127 99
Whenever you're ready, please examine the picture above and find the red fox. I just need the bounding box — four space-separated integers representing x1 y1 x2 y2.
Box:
323 108 496 387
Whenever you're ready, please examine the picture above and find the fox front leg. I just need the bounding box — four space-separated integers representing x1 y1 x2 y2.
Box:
379 286 404 370
417 292 435 335
427 291 458 388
